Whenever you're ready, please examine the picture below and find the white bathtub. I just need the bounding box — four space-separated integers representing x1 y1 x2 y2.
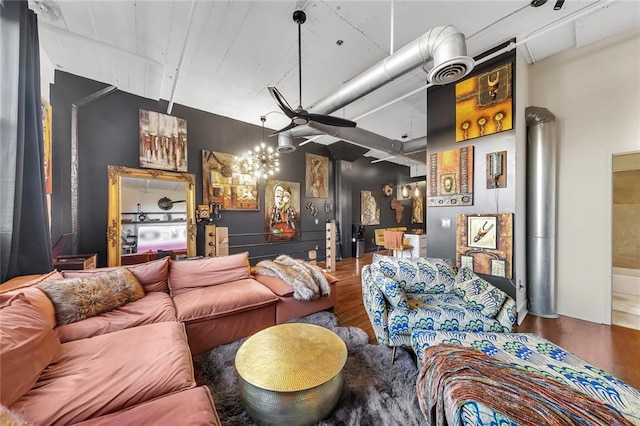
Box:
613 267 640 296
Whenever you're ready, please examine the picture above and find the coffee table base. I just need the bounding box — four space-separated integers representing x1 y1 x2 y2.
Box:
239 372 344 426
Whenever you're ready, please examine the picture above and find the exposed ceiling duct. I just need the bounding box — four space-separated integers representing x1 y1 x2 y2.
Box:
277 25 474 158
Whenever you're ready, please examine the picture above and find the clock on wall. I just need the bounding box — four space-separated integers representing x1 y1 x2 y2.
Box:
382 182 394 198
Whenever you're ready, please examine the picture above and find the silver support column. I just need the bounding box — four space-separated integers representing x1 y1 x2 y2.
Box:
526 106 558 318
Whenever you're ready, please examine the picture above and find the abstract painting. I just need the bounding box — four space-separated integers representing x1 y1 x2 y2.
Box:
456 213 513 278
455 63 513 142
305 153 329 198
41 98 53 194
139 109 188 172
361 191 380 225
428 146 474 207
202 150 258 211
265 180 300 242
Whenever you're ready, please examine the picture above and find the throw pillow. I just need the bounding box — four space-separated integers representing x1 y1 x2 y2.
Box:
370 264 409 313
455 269 508 318
0 293 61 407
39 268 145 325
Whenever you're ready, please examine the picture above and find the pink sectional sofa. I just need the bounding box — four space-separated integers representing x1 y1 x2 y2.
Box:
0 252 337 425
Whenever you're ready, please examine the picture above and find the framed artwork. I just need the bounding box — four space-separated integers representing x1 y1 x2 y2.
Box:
139 109 188 172
202 150 258 210
428 146 474 207
360 191 380 225
265 180 300 242
456 213 513 278
411 182 425 224
41 98 53 194
455 63 513 142
305 153 329 198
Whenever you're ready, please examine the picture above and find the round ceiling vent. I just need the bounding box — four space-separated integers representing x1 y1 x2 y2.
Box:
276 135 296 153
427 56 475 85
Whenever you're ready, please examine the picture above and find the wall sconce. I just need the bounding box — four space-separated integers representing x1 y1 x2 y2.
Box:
414 185 421 198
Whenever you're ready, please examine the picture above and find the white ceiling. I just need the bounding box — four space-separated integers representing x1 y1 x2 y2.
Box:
32 0 640 167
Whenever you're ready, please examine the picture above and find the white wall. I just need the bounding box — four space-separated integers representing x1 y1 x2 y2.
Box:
39 43 54 101
529 27 640 324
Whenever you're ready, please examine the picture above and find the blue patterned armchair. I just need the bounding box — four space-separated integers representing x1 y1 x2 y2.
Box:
361 254 516 360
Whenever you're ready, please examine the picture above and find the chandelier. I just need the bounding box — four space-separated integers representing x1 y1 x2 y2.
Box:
247 116 280 179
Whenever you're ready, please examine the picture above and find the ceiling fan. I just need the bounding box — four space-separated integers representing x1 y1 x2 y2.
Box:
268 10 357 136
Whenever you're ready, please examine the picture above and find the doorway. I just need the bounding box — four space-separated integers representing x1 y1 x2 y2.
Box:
612 152 640 330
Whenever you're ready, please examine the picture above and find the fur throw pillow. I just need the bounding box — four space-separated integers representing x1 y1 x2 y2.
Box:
39 268 145 325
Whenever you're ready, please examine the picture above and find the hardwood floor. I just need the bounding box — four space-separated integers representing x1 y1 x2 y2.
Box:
327 252 640 390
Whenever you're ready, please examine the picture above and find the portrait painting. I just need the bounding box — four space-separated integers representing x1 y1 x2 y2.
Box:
139 109 188 172
361 191 380 226
202 150 258 211
305 153 329 198
428 146 474 207
455 63 513 142
265 180 300 242
456 213 513 278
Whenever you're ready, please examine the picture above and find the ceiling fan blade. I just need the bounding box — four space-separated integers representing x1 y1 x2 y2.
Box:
269 121 298 136
308 113 357 128
268 86 295 119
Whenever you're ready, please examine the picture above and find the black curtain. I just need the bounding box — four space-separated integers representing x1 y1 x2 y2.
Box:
0 1 52 282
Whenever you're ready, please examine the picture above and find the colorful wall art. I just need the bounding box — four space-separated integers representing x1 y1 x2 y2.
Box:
305 153 329 198
428 146 474 207
202 150 258 210
455 63 513 142
456 212 514 278
265 180 300 242
139 109 188 171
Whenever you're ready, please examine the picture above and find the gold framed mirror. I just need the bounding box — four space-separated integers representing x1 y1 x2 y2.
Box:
107 165 197 266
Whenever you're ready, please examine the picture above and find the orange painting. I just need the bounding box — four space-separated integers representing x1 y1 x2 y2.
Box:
428 146 474 207
455 63 512 142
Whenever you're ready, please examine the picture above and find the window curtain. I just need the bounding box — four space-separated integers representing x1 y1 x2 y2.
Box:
0 1 52 282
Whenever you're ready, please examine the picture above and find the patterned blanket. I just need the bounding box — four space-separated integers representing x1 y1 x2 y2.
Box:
253 255 330 301
417 344 634 426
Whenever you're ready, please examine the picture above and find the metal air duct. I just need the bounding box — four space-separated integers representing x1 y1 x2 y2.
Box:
526 106 558 318
284 25 474 153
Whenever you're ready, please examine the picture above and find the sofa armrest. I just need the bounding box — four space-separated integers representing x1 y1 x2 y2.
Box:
495 296 517 332
361 265 390 345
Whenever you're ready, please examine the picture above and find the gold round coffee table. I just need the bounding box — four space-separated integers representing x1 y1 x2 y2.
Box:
235 323 347 425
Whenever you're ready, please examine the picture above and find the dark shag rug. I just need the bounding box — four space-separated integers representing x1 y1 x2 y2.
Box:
193 312 424 426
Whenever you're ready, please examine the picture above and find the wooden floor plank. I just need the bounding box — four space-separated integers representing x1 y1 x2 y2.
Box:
328 252 640 389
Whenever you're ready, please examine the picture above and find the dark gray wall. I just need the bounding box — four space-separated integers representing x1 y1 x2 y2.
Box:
425 51 517 298
50 71 414 266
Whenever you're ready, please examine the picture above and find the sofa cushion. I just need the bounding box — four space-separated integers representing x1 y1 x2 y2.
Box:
172 278 278 323
72 386 221 426
54 292 177 343
455 269 508 318
372 254 456 294
0 270 64 293
0 293 61 407
369 264 409 313
10 322 195 425
39 268 146 325
62 257 170 293
168 252 251 295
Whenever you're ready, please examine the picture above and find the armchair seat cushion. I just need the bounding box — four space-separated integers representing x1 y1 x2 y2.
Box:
388 293 512 341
